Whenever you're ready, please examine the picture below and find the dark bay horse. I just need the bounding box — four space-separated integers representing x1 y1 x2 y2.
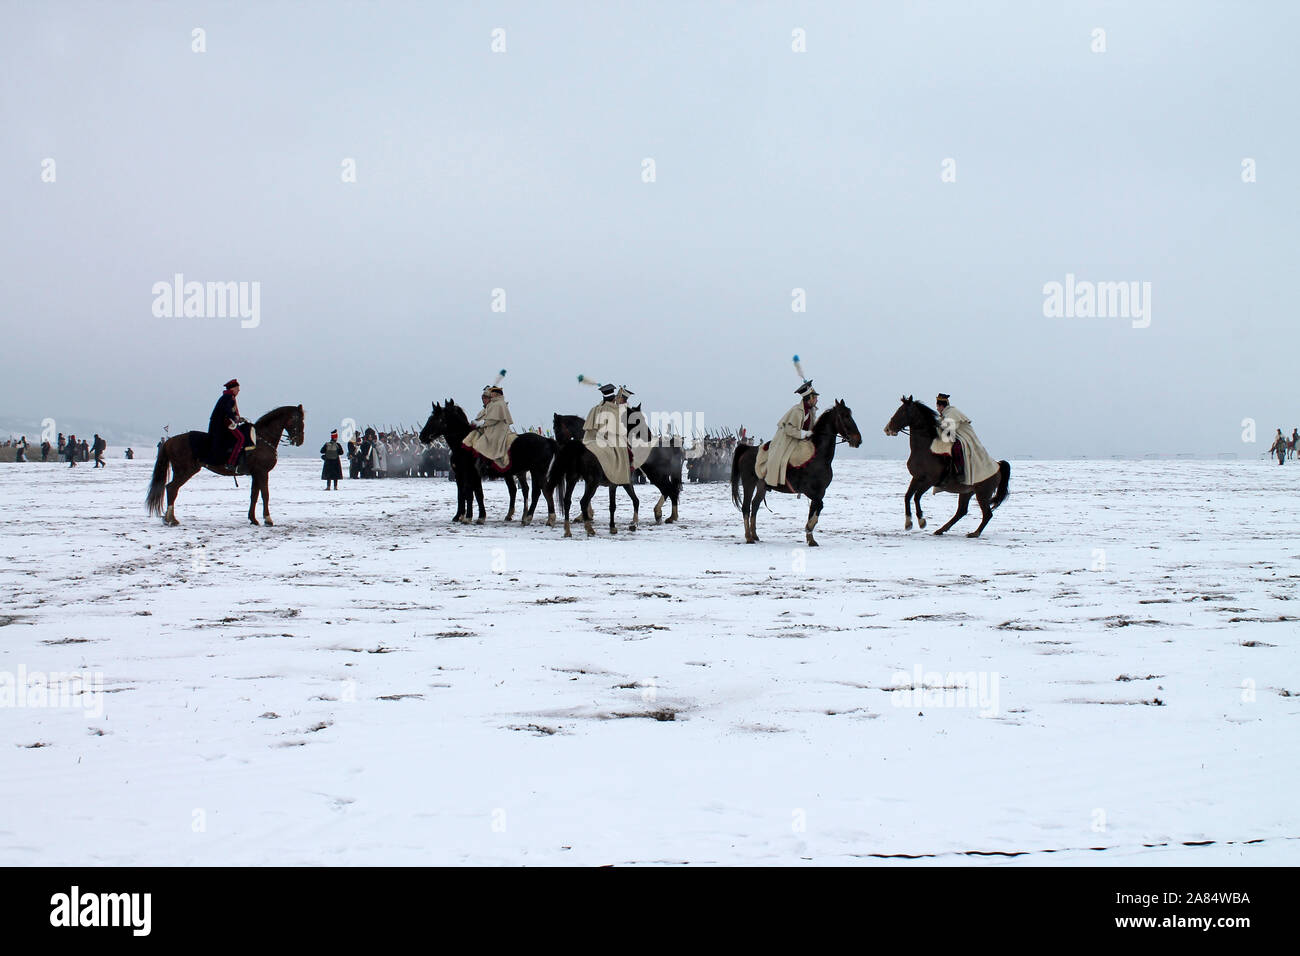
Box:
730 399 862 546
883 396 1010 537
626 404 685 524
419 400 556 525
419 400 485 524
547 412 641 537
146 404 305 526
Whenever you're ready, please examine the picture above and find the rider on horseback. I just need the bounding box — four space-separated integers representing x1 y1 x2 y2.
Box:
579 378 632 485
208 379 252 471
931 393 996 486
462 370 516 471
763 356 817 490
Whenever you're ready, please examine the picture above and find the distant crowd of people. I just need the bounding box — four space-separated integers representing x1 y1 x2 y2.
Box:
5 433 126 467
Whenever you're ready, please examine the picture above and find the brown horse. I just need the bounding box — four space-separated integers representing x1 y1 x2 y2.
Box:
883 396 1009 537
146 405 305 526
730 399 862 546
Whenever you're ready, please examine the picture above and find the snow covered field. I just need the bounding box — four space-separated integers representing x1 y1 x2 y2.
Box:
1 457 1295 866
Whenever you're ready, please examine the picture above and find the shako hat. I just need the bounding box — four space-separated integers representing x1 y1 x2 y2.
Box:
578 374 617 399
224 378 240 389
792 356 816 396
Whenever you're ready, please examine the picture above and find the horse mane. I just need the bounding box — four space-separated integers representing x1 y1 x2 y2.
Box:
255 405 301 429
813 402 842 437
906 397 940 437
441 401 470 428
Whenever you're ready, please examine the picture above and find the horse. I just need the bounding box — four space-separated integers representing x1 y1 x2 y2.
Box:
883 395 1010 537
146 404 305 526
419 400 556 525
547 412 641 537
419 400 485 523
469 420 557 527
730 399 862 546
624 404 684 524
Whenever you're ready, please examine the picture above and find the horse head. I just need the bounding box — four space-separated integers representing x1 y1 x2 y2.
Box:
886 395 932 437
288 405 306 446
420 400 450 444
829 399 862 447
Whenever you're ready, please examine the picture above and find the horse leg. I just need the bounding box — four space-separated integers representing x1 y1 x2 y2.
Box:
935 493 970 535
542 465 557 527
474 477 486 525
165 463 198 526
904 476 921 530
915 485 928 529
967 485 994 538
581 482 597 537
740 476 755 543
625 484 639 531
749 481 765 543
518 473 532 525
257 473 273 526
504 475 517 522
561 475 575 538
805 497 822 547
668 485 679 523
607 485 618 534
248 475 260 525
654 493 664 524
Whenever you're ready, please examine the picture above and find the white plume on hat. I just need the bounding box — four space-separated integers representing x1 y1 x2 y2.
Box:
792 354 806 381
493 369 507 386
577 374 601 388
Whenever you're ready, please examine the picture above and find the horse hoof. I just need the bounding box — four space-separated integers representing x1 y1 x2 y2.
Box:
546 517 556 528
665 517 676 524
584 523 596 537
654 517 663 525
966 531 981 538
807 539 819 547
609 526 617 534
265 518 274 527
628 524 637 532
905 521 912 531
474 518 485 526
933 530 944 536
250 518 259 526
919 518 927 529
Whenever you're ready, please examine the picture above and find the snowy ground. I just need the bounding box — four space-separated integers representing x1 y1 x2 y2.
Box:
0 457 1295 866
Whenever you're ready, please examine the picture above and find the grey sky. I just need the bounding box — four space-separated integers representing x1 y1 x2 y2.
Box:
2 1 1296 457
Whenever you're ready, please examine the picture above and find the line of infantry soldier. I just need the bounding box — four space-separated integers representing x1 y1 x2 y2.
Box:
204 363 995 492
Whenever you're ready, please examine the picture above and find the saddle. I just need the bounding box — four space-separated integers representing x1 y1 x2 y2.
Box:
195 422 256 474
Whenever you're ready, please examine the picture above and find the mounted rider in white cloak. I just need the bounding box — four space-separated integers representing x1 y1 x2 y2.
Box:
462 369 517 471
931 393 998 485
580 378 634 485
759 355 818 490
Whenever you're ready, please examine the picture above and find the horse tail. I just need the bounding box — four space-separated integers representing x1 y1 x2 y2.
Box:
730 445 746 510
992 460 1011 509
546 440 567 501
146 442 170 515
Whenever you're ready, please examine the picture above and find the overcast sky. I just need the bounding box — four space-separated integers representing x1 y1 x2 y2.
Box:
2 1 1296 457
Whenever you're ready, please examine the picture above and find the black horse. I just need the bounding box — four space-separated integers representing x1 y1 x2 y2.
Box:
547 412 641 537
624 404 684 524
419 400 557 525
730 399 862 546
883 396 1010 537
420 401 484 523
